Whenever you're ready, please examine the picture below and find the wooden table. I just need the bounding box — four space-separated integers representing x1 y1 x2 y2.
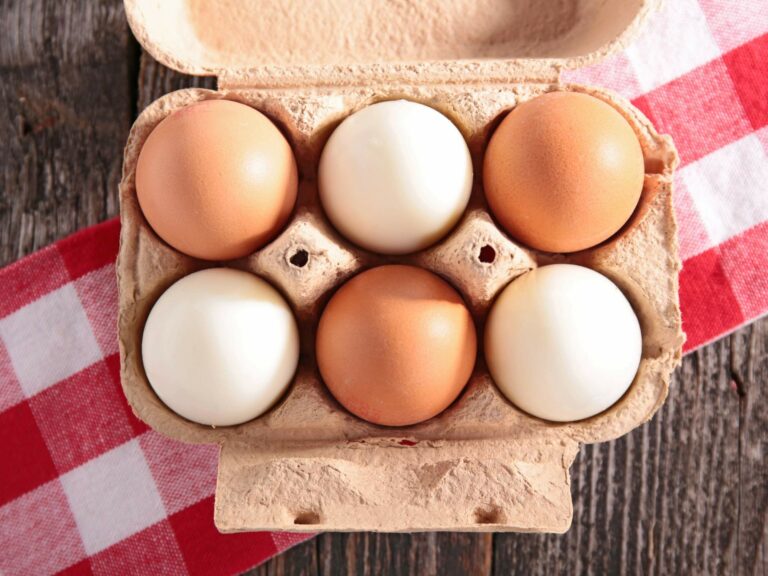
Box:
1 2 765 574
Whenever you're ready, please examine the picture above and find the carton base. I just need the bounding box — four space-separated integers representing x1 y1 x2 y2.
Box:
214 440 578 533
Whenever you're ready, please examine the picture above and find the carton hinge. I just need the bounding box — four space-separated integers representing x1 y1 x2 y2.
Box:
217 60 563 91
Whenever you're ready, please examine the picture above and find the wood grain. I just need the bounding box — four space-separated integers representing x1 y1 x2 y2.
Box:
0 1 765 574
0 0 133 267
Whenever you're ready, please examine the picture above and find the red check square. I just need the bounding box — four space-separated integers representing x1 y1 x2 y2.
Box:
28 359 137 474
57 219 120 282
718 222 768 319
0 246 70 319
723 33 768 130
170 497 277 576
56 560 94 575
104 353 150 436
0 401 58 506
680 248 744 350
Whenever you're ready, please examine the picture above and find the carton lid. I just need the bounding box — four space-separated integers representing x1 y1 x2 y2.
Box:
125 0 658 87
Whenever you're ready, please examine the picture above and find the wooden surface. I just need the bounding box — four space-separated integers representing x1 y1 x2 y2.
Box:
1 1 765 574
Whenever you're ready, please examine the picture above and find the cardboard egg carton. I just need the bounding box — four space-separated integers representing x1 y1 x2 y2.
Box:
118 0 684 532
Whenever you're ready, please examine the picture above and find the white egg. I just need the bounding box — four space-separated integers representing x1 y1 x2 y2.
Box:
484 264 642 422
318 100 473 255
141 268 299 426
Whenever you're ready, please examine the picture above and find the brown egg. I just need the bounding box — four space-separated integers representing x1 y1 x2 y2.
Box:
483 91 645 253
316 265 477 427
136 99 298 260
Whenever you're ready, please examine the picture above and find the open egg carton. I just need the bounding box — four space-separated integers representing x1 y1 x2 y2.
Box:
118 0 684 532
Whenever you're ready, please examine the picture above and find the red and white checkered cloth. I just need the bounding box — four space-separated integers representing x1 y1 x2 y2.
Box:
1 1 766 574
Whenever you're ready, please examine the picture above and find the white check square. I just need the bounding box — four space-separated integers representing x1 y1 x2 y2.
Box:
0 283 103 397
59 439 167 555
682 134 768 245
626 0 720 91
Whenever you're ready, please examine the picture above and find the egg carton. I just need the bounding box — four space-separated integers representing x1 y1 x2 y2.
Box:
118 0 684 533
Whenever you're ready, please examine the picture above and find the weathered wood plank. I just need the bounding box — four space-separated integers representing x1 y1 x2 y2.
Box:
0 0 134 267
732 322 768 576
136 54 215 113
250 537 319 576
313 533 492 576
318 533 433 575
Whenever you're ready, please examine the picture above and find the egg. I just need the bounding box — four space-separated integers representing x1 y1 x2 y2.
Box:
141 268 299 426
484 264 642 422
136 99 298 261
483 91 645 253
316 265 477 426
318 100 473 255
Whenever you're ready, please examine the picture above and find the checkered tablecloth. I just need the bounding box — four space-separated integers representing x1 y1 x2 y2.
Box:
1 1 766 574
